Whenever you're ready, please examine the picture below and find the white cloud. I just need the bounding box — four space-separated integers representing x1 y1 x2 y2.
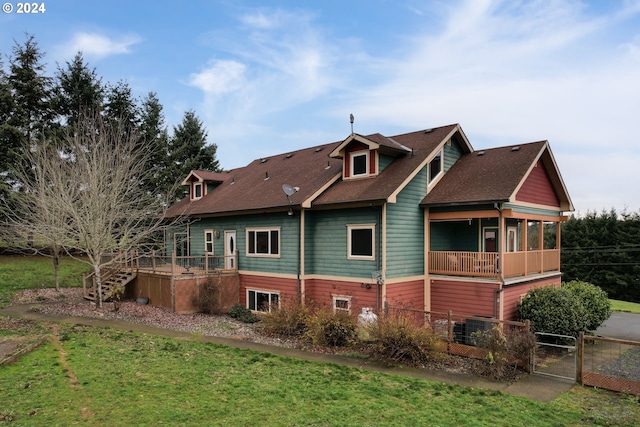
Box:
61 32 142 59
188 59 246 95
191 7 345 157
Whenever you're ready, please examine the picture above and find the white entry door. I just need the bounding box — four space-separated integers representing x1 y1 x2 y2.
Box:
224 230 237 269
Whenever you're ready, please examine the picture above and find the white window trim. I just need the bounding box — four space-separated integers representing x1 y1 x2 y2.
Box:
427 149 443 186
350 149 369 178
192 182 204 200
246 227 281 258
347 224 376 260
204 229 215 255
333 295 352 314
246 288 280 313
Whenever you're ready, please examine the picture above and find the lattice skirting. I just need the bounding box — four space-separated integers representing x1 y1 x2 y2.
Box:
583 372 640 396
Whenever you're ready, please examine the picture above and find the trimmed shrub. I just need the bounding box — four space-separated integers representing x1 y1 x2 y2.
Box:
259 298 309 336
303 307 358 347
562 280 612 331
367 311 441 367
518 286 587 336
228 304 259 324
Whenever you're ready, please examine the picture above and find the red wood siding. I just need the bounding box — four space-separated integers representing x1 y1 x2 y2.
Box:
385 280 425 310
502 277 561 320
431 279 499 317
305 279 378 312
516 160 560 206
239 274 298 306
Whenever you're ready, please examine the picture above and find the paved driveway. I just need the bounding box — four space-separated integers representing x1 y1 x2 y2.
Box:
596 312 640 341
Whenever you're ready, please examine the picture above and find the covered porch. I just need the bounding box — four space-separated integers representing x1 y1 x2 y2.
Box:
427 208 566 279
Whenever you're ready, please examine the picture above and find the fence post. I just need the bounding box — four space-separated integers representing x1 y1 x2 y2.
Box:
447 310 453 354
171 251 176 275
525 319 532 373
577 331 584 384
205 253 209 275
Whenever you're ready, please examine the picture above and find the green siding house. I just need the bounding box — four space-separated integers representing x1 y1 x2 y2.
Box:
163 123 573 320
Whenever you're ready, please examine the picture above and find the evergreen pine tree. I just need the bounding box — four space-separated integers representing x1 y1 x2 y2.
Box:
167 110 220 201
53 51 104 128
138 92 170 198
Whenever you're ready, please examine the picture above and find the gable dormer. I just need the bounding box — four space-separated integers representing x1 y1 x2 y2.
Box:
181 170 226 201
329 133 411 180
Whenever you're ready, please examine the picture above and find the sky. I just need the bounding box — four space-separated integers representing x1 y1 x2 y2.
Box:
1 0 639 215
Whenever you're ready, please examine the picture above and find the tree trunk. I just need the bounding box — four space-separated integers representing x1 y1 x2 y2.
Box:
94 263 103 308
52 249 60 292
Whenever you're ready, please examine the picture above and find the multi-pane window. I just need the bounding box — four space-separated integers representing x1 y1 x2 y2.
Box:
204 230 214 254
247 228 280 256
333 296 351 313
348 224 375 259
247 289 279 312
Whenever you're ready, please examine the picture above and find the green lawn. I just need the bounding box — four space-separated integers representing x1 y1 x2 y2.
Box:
0 255 91 308
1 324 638 426
1 256 639 426
610 299 640 314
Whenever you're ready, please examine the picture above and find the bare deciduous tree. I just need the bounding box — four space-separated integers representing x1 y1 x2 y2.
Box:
4 111 176 307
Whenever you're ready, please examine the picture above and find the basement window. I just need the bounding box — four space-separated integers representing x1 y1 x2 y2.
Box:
333 295 351 314
247 289 279 312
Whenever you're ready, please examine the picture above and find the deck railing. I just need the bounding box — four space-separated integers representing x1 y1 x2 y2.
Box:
429 249 560 278
98 250 238 276
135 251 238 275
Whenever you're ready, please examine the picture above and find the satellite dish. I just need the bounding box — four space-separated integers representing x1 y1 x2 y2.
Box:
282 184 299 197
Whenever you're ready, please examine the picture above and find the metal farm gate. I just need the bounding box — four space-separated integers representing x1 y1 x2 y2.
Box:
533 332 577 381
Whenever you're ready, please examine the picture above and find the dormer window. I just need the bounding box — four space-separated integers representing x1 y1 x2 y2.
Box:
351 150 369 177
193 182 203 200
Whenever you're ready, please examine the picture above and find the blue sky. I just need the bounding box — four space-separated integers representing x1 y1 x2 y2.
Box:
1 0 639 214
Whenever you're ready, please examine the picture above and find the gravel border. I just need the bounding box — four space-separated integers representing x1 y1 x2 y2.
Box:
11 288 299 348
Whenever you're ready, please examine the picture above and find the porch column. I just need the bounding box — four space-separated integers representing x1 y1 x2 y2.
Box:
538 220 544 273
523 219 528 274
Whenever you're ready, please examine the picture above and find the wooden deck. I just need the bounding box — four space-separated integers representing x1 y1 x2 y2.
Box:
429 250 560 279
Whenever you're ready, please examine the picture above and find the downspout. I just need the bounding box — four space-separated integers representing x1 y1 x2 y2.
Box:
493 202 506 319
377 204 384 313
297 208 303 303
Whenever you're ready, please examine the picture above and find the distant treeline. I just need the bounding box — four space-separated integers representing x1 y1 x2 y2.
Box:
562 209 640 303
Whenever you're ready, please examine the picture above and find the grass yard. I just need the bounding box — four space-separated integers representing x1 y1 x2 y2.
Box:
0 255 90 308
1 324 638 426
610 299 640 314
1 255 639 426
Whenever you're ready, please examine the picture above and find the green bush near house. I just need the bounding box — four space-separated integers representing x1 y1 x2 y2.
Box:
518 286 587 337
518 281 612 336
227 304 259 323
562 280 612 331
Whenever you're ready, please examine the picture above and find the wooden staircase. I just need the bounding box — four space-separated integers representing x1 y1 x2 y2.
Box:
84 269 137 302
